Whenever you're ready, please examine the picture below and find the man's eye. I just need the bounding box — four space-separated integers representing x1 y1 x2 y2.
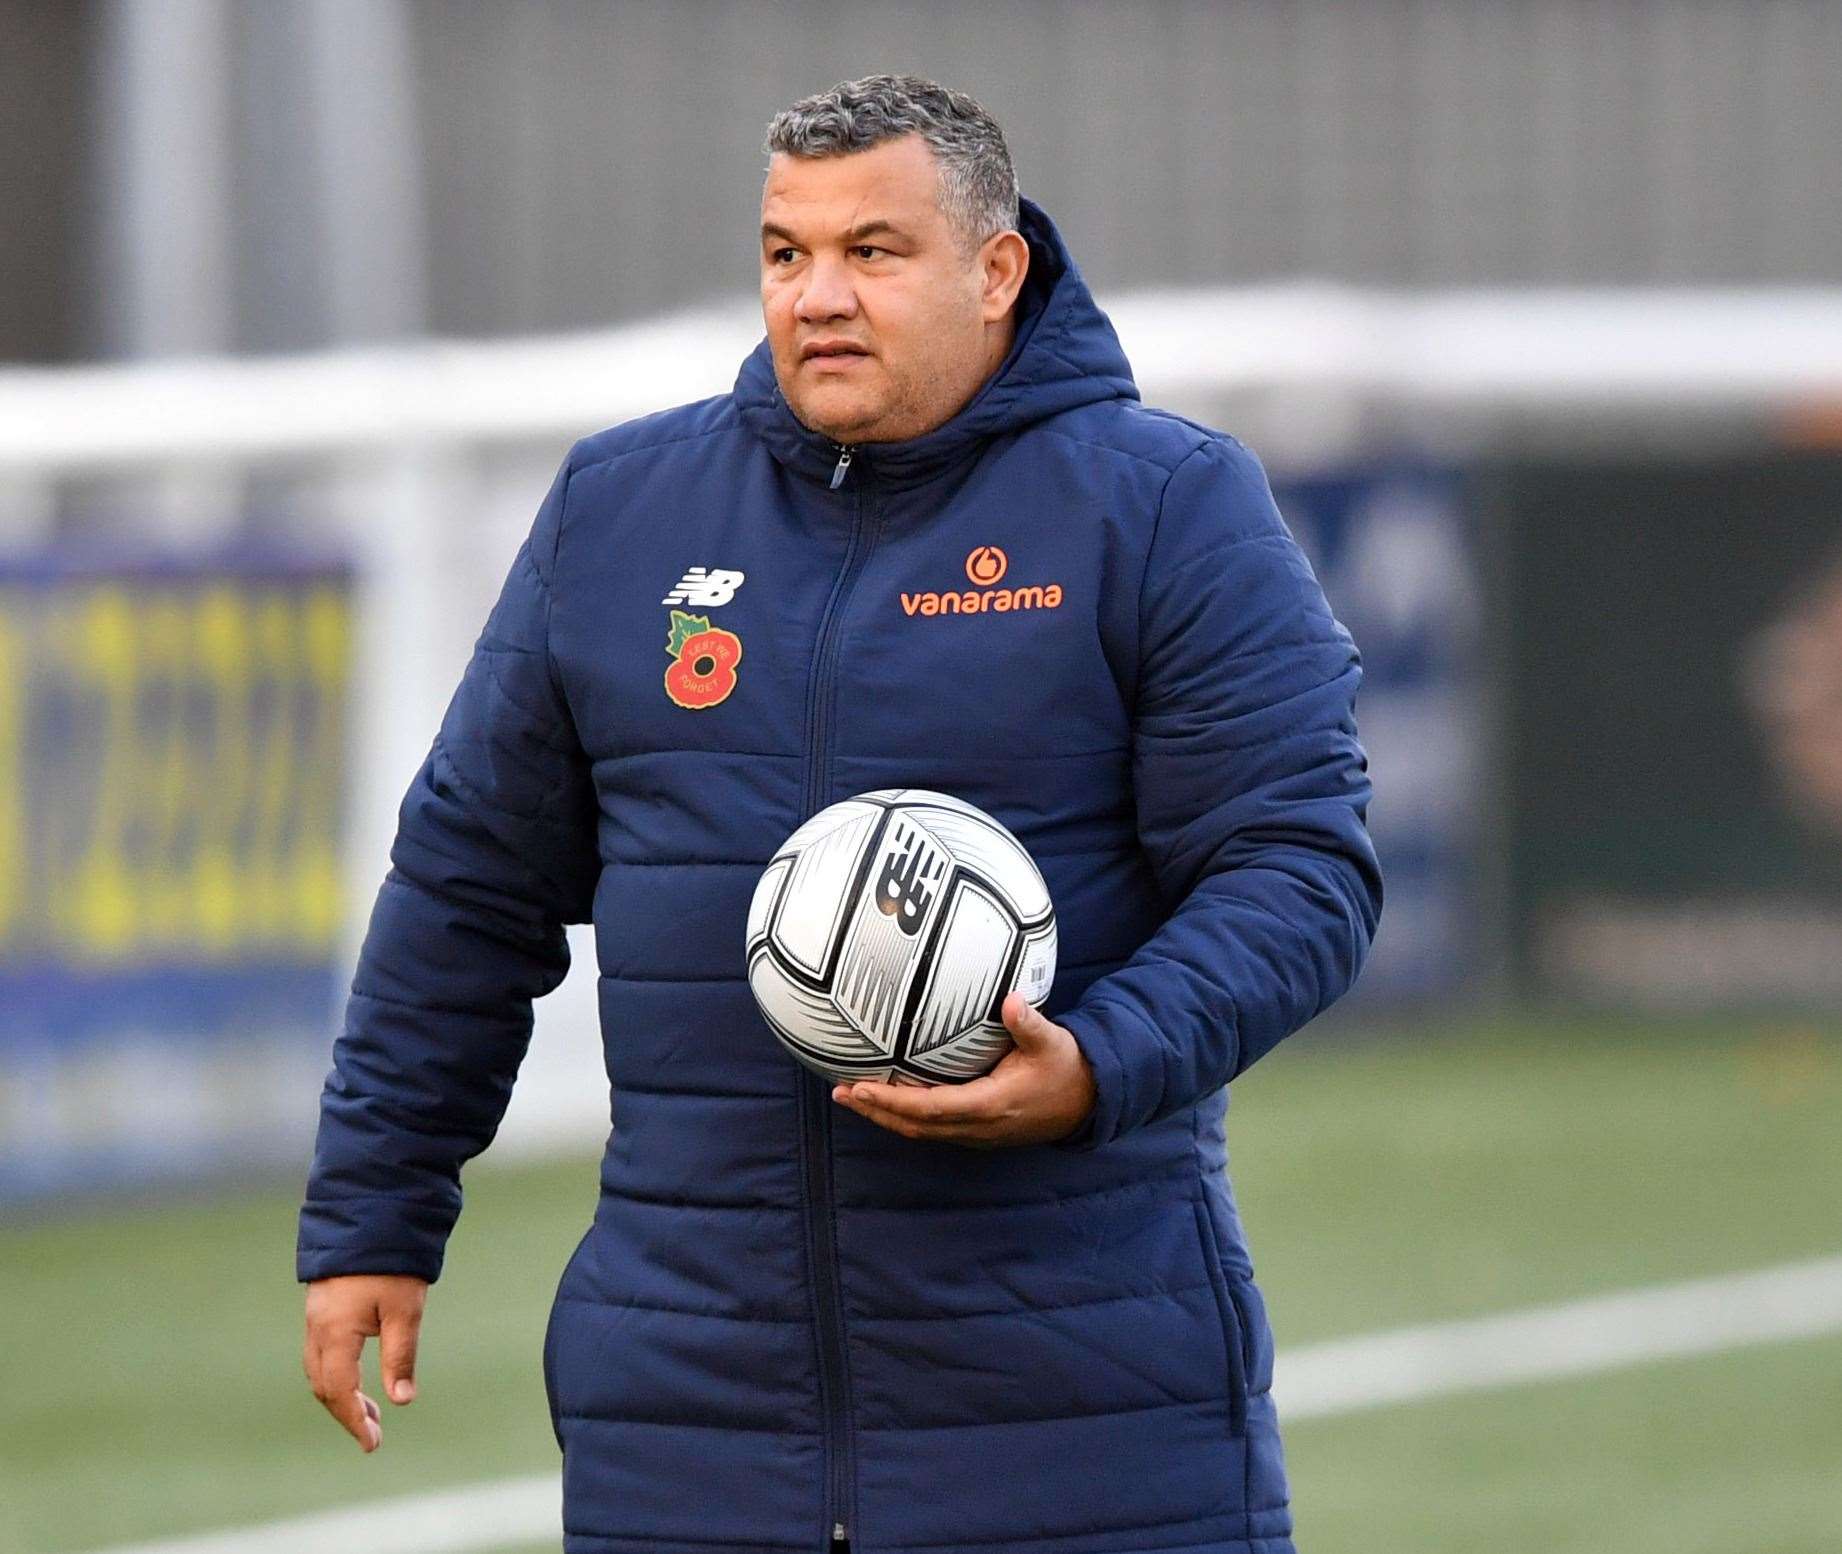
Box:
770 248 798 264
853 245 884 260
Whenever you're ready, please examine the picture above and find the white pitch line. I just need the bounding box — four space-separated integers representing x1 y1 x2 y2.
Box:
82 1476 565 1554
87 1255 1842 1554
1278 1253 1842 1420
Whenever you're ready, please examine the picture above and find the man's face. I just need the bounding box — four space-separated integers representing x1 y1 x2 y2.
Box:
760 135 1013 445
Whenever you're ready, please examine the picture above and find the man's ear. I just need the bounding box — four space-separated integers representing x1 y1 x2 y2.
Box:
980 230 1030 323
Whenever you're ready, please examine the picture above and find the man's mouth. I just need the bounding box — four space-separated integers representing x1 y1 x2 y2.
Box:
801 342 871 361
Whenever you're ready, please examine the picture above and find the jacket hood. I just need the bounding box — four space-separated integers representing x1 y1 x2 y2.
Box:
733 194 1139 490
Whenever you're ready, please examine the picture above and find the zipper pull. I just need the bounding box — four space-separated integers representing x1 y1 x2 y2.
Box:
829 446 854 490
832 1521 849 1544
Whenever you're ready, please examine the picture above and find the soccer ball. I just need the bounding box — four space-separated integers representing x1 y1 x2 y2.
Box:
745 789 1057 1087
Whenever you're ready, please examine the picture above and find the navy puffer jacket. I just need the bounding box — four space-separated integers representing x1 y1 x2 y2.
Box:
299 195 1381 1554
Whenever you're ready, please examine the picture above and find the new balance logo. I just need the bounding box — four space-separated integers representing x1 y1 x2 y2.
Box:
661 567 746 607
875 839 944 936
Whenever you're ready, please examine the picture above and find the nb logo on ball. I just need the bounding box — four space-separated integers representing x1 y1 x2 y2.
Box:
875 840 941 935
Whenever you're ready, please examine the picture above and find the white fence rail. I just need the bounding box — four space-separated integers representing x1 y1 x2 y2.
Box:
2 287 1839 1166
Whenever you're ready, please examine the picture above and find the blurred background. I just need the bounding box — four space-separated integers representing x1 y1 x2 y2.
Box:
1 3 1838 1552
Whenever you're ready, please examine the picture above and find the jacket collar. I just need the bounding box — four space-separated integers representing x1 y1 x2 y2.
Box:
733 195 1139 492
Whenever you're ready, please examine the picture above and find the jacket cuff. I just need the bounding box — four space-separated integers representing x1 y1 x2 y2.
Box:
297 1195 453 1284
1049 1001 1154 1152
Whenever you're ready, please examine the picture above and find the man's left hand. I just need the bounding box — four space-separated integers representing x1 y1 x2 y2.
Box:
832 992 1096 1148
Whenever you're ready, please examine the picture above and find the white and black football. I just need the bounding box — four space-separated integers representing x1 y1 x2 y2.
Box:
745 789 1057 1087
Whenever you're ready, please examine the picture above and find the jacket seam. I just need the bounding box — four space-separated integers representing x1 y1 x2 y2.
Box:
536 451 574 706
1031 423 1202 477
348 984 538 1022
602 858 774 868
560 1533 809 1552
1135 631 1336 682
599 746 804 762
553 1293 807 1323
593 745 1128 765
307 1076 509 1144
1135 712 1354 758
878 1505 1256 1550
1138 442 1214 654
858 1394 1220 1433
568 420 744 479
601 848 1130 870
1123 402 1255 453
850 1279 1215 1325
299 1247 412 1261
375 866 555 955
559 1274 1223 1325
539 445 629 785
1151 529 1310 587
561 1536 809 1553
472 656 581 756
1195 1103 1253 1458
840 1112 864 1545
437 723 578 792
554 1409 814 1433
602 1184 785 1211
300 1191 449 1206
794 1075 831 1541
598 970 749 985
424 741 588 915
838 1168 1194 1214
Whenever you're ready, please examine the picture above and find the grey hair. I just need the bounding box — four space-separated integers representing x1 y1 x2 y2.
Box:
764 74 1020 256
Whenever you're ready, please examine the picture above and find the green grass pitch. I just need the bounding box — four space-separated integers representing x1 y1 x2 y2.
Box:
1 1011 1836 1554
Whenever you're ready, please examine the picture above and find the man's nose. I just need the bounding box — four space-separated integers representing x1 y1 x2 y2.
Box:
794 255 860 324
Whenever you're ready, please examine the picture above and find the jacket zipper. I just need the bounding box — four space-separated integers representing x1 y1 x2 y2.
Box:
803 439 872 1550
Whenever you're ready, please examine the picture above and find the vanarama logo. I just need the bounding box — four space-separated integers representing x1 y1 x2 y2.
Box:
900 546 1064 618
965 546 1007 585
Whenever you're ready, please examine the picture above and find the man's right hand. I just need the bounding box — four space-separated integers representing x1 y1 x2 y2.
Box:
303 1273 429 1452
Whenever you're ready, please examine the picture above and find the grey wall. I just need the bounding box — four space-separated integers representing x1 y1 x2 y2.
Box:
405 0 1842 343
0 0 90 362
18 0 1842 362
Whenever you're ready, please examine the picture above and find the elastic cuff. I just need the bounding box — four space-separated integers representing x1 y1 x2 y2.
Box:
1048 1003 1130 1152
297 1195 453 1284
297 1243 444 1284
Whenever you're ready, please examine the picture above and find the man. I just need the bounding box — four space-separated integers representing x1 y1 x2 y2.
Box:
300 74 1380 1554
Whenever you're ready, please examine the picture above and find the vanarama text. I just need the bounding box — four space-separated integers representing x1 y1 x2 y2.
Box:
900 584 1064 616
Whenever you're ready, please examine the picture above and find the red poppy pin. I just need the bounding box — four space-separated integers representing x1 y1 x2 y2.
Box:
664 609 742 710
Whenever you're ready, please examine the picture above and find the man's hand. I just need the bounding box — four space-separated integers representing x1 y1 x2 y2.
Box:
303 1274 428 1452
832 992 1096 1147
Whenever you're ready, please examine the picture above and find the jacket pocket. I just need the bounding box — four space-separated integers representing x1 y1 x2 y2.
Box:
543 1227 594 1450
1191 1197 1248 1437
541 1301 561 1448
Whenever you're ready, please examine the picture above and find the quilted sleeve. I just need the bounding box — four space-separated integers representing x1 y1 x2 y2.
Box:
296 450 600 1281
1052 437 1383 1152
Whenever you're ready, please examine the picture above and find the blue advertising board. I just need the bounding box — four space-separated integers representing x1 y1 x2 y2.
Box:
0 472 1482 1200
0 551 352 1199
1270 466 1485 1006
